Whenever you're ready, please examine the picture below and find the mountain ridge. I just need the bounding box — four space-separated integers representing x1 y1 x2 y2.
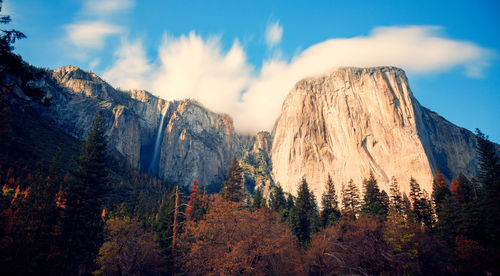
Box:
1 57 492 197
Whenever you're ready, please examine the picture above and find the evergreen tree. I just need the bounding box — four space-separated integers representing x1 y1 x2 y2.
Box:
60 111 109 275
270 183 286 212
408 177 433 228
155 189 177 272
320 174 341 227
380 190 390 214
401 192 412 217
0 0 26 52
279 192 295 224
432 169 450 215
361 172 389 218
420 190 434 230
436 195 459 249
408 177 423 223
430 171 459 248
454 173 486 242
475 129 500 248
290 177 318 245
309 192 321 234
341 179 361 219
389 176 403 213
221 157 244 202
476 129 500 189
251 187 266 210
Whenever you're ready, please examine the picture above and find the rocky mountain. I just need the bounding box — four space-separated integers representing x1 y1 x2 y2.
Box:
271 67 479 198
1 62 255 188
2 57 488 198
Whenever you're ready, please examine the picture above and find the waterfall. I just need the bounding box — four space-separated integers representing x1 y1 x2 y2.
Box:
149 106 168 175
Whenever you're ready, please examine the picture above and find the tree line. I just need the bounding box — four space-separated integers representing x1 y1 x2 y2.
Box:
176 128 500 275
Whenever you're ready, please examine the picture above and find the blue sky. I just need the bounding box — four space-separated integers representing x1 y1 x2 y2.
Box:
4 0 500 141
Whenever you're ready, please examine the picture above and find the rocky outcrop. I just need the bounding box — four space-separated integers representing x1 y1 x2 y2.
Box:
157 99 253 186
2 58 487 197
240 131 274 197
3 64 253 188
271 67 479 199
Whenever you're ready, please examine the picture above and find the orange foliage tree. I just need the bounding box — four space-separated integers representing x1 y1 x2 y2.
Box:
178 195 303 275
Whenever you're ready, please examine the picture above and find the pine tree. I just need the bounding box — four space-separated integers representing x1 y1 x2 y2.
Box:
475 129 500 248
408 177 432 228
401 192 411 217
252 187 266 210
60 111 109 275
432 169 450 215
361 172 388 218
420 190 434 230
221 157 244 202
320 174 340 227
454 174 475 203
0 0 26 52
155 189 177 272
270 183 286 212
436 195 459 249
476 129 500 189
341 179 361 219
290 177 318 245
389 176 403 213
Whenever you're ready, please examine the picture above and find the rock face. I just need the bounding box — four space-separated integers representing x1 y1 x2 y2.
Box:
4 64 253 188
3 60 486 197
271 67 478 199
239 131 274 197
157 99 253 186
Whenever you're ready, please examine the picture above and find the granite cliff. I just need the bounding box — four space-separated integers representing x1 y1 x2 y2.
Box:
2 63 254 188
2 59 485 196
271 67 479 199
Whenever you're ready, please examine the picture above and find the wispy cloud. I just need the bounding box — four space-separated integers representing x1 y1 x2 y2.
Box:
65 21 122 49
265 20 283 48
102 25 494 134
83 0 134 15
61 0 134 60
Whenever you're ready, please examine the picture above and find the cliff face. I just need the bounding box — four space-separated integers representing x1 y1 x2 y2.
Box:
271 67 478 199
4 64 253 188
3 60 484 196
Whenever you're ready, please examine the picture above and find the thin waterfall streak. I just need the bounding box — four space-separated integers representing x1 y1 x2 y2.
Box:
149 107 168 174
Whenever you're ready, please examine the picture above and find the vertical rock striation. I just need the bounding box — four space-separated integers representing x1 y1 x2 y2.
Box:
271 67 478 199
6 65 253 188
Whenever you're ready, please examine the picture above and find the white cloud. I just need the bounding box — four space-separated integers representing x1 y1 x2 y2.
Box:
83 0 134 15
265 20 283 48
103 39 152 91
103 26 493 134
65 21 122 49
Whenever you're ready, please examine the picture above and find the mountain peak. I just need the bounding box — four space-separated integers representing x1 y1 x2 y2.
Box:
272 65 477 199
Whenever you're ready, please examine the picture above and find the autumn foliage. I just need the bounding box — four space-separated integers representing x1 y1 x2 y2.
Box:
178 195 303 275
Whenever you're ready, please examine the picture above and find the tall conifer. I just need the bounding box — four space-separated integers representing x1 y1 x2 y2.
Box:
221 157 244 202
60 111 108 275
320 174 340 227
